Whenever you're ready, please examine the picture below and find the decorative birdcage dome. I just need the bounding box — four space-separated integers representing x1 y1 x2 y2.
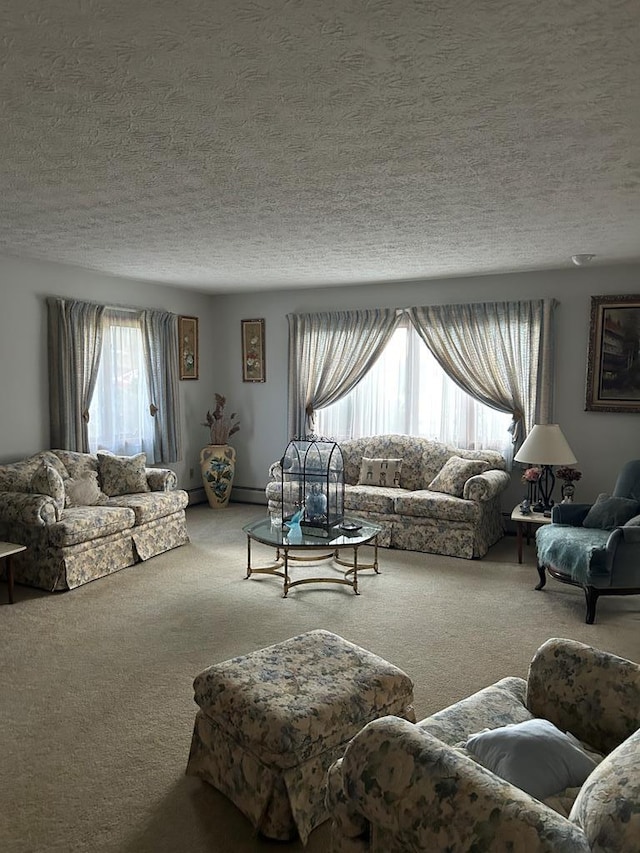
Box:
280 437 344 536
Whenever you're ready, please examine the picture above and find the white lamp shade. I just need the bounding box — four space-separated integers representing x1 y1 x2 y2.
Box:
514 424 577 465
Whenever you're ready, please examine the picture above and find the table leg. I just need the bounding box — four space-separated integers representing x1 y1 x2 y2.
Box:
245 535 252 578
516 521 523 564
7 556 13 604
352 546 360 594
283 547 290 598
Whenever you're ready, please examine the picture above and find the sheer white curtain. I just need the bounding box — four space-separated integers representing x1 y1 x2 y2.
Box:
315 318 512 456
88 310 156 457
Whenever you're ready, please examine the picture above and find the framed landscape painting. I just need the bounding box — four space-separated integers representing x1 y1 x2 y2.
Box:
241 318 266 382
179 316 199 380
585 294 640 412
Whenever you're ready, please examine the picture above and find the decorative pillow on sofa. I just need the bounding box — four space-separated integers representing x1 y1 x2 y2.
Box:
582 493 640 530
358 457 403 488
465 718 598 801
65 471 107 507
30 461 66 519
428 456 490 498
97 452 150 497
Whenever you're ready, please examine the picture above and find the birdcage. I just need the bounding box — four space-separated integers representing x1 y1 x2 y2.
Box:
280 437 344 536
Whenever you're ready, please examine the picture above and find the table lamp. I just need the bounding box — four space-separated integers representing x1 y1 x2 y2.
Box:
514 424 577 511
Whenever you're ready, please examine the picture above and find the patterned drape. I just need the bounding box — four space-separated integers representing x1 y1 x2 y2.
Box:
287 309 400 439
47 297 105 452
141 309 182 463
407 299 556 446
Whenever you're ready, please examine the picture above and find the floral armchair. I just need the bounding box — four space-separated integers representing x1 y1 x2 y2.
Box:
326 638 640 853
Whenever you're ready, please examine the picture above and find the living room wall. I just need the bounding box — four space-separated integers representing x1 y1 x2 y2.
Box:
0 255 219 492
214 263 640 512
2 254 639 514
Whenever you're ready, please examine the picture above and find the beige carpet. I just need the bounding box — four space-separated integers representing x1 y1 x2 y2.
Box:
2 504 638 853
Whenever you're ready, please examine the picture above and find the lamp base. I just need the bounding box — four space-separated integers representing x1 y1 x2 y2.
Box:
535 465 556 512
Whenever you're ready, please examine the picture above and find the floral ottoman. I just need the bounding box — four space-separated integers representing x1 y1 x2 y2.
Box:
185 629 415 844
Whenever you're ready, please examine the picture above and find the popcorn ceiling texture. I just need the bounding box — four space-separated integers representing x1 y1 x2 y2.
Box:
0 0 638 291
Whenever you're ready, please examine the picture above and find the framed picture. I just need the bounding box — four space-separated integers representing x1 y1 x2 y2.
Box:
179 316 199 380
241 318 266 382
586 294 640 412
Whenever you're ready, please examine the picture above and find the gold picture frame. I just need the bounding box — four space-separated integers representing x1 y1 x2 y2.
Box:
586 294 640 412
179 316 199 380
241 318 266 382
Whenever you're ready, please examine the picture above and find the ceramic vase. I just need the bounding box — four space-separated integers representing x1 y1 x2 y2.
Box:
561 482 575 503
200 444 236 509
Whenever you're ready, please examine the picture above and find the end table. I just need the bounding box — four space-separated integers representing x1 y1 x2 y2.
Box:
1 542 26 603
510 506 552 564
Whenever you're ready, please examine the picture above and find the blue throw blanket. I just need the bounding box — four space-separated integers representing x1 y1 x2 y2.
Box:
536 525 612 585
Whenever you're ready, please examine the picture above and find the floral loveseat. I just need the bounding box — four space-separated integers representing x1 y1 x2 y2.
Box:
0 449 189 591
266 435 510 558
326 637 640 852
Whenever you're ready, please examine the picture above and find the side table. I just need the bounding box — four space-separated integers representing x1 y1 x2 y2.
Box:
510 506 552 564
0 541 26 603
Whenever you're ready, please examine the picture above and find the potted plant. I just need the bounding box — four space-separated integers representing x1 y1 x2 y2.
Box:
200 394 240 509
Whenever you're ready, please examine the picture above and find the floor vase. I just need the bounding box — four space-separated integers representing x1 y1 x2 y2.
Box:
200 445 236 509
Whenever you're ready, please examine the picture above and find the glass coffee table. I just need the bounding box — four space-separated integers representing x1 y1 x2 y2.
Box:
243 516 381 597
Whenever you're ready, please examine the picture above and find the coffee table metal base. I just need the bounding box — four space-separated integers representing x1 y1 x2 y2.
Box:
245 533 380 598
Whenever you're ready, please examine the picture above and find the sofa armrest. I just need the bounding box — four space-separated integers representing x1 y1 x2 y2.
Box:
268 460 282 480
551 504 591 525
526 638 640 755
463 468 510 501
334 716 589 852
0 491 58 525
145 468 178 491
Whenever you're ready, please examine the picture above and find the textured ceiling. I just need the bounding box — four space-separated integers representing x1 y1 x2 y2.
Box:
1 0 639 292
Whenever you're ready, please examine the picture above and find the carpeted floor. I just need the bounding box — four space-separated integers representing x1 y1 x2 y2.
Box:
1 503 638 853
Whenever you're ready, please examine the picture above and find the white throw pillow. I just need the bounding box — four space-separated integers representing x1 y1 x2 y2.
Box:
465 718 598 801
65 471 107 507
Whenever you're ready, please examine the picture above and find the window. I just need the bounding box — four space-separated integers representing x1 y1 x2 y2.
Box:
88 310 156 457
315 319 512 456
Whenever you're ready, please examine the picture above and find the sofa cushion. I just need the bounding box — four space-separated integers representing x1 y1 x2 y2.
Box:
344 485 401 514
52 449 98 479
48 506 136 547
582 493 640 529
30 462 66 519
465 718 598 801
0 456 47 493
428 456 490 497
97 452 150 497
357 457 402 487
105 490 189 524
393 490 479 522
65 471 108 507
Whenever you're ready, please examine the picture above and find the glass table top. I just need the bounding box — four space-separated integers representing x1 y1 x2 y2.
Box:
243 516 381 548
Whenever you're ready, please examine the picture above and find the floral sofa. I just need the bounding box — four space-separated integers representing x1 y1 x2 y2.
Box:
326 637 640 852
0 449 189 591
266 435 511 558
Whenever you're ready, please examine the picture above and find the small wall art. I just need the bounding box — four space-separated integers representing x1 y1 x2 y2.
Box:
179 316 199 380
241 318 266 382
586 294 640 412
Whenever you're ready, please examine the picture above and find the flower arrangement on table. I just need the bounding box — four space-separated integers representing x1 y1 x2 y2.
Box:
202 394 240 445
521 467 542 484
555 466 582 483
556 466 582 503
521 467 542 506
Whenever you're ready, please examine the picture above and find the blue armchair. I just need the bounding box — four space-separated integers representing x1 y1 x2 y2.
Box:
535 460 640 623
